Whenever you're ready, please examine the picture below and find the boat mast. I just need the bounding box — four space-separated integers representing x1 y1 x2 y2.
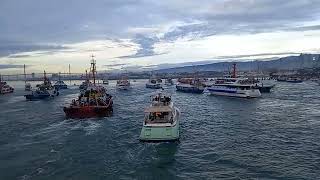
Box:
69 64 71 85
44 70 47 81
90 54 96 85
231 63 237 78
24 64 27 84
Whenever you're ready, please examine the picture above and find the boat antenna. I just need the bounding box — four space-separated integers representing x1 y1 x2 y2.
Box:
69 64 71 85
24 64 26 84
90 54 96 85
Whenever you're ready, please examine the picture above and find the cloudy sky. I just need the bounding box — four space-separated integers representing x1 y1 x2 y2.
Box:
1 0 320 74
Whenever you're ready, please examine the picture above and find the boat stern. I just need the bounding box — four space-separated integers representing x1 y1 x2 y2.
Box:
139 122 179 142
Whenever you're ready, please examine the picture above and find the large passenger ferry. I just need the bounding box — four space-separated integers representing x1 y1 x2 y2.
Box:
204 78 261 98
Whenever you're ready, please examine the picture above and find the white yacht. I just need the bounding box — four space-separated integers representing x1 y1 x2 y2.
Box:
140 92 180 142
25 83 32 91
146 77 162 89
116 77 131 90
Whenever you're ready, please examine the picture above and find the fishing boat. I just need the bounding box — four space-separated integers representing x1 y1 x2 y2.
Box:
54 80 68 89
286 77 303 83
53 73 68 89
63 56 113 119
116 75 131 90
25 83 32 91
79 79 91 90
0 76 14 94
25 71 59 100
79 70 92 90
146 76 162 89
176 78 205 93
102 71 109 85
204 78 261 98
102 79 109 85
164 78 174 86
140 92 180 142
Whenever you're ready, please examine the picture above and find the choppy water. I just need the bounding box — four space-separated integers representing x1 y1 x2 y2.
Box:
0 80 320 179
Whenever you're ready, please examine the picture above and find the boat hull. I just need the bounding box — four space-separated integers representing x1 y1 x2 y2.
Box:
54 85 68 89
24 94 51 100
117 85 131 90
63 105 113 119
205 88 261 98
176 85 204 93
139 120 179 142
140 108 180 142
286 80 303 83
0 89 14 94
146 83 162 89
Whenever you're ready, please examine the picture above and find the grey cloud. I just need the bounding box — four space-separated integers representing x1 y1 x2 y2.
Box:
215 52 302 59
0 64 25 69
103 63 127 67
0 39 67 58
117 35 164 58
1 0 320 58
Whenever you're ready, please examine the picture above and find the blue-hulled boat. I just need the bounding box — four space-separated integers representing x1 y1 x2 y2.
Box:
25 71 59 100
176 78 204 93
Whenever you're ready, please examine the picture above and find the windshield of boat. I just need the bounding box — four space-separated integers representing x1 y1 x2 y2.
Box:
145 112 173 124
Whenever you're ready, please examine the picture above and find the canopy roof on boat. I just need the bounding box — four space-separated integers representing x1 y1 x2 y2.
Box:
144 106 173 113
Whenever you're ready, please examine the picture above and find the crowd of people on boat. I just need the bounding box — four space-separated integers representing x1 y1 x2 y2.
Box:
152 94 171 105
71 88 112 107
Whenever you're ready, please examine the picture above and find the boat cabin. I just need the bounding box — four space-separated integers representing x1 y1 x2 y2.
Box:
144 106 174 124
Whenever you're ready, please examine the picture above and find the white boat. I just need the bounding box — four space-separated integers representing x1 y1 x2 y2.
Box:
54 80 68 89
164 78 174 86
25 83 32 91
146 79 162 89
140 92 180 142
0 81 14 94
116 78 131 90
205 78 261 98
102 79 109 85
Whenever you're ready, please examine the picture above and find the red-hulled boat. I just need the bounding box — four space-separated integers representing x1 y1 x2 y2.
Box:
63 56 113 119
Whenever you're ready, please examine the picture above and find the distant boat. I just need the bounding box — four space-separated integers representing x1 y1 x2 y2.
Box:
0 79 14 95
25 83 32 91
116 76 131 90
23 64 32 91
164 78 174 86
25 71 59 100
286 77 303 83
102 79 109 85
140 92 180 142
79 70 91 90
277 76 303 83
146 79 162 89
63 56 113 119
79 80 91 90
54 80 68 89
176 78 204 93
205 78 261 98
53 73 68 89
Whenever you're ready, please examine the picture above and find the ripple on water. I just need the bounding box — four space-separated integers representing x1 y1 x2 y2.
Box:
0 80 320 179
